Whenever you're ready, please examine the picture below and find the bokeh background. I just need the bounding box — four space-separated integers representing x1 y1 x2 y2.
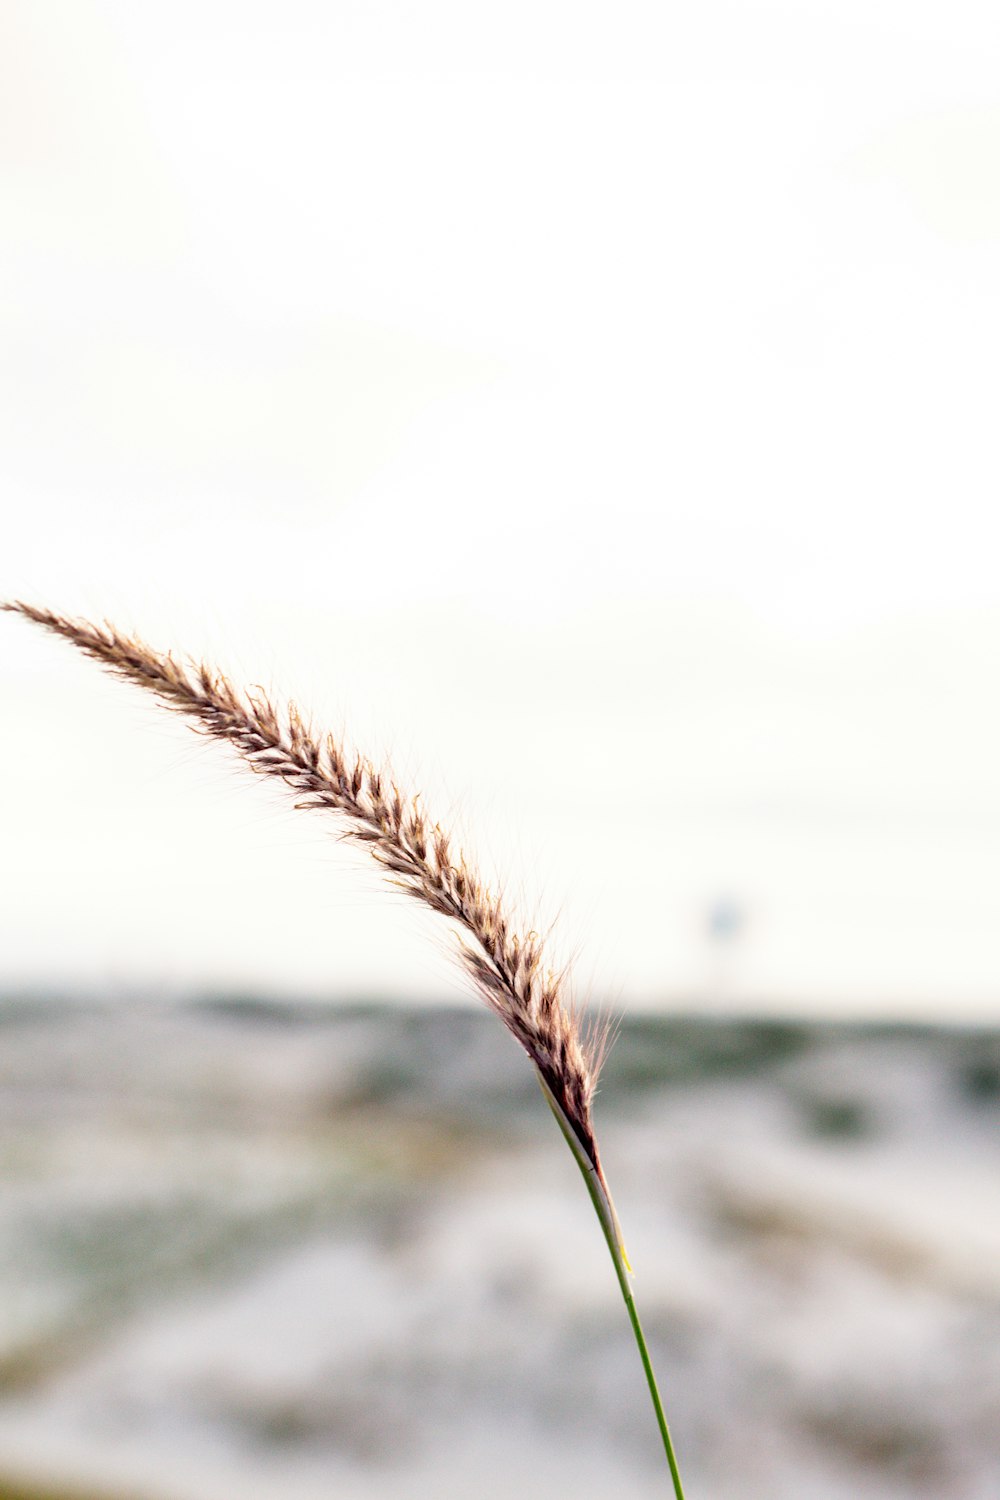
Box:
1 3 999 1497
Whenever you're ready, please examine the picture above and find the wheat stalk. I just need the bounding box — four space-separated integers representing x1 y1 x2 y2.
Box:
4 599 686 1497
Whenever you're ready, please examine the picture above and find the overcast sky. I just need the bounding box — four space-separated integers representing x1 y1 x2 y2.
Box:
3 1 1000 1019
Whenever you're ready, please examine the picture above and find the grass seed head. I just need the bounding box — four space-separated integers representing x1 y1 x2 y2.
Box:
4 600 611 1173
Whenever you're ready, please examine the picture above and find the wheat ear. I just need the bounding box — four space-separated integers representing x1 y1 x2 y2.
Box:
4 600 686 1497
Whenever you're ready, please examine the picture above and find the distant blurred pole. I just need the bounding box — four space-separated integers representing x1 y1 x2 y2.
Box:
704 894 747 1013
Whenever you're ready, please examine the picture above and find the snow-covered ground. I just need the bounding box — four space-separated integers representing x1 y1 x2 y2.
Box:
0 999 997 1500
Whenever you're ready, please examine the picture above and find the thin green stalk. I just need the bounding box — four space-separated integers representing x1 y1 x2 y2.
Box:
538 1075 686 1500
622 1282 686 1500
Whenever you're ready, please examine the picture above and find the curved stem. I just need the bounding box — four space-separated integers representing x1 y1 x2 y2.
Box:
537 1075 686 1498
622 1279 686 1500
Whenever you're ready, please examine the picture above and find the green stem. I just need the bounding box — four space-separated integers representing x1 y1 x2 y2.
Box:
622 1279 687 1500
537 1075 687 1500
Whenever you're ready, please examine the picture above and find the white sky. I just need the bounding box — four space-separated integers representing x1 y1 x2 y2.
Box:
2 1 1000 1019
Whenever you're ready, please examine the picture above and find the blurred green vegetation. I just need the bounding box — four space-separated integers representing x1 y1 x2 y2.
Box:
599 1015 812 1092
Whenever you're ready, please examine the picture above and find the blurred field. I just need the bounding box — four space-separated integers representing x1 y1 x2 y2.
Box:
0 997 997 1500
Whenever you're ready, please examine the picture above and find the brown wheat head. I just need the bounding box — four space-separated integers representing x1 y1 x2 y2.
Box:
4 601 613 1178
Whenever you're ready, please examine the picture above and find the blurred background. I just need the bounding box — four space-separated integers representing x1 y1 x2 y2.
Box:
1 2 998 1496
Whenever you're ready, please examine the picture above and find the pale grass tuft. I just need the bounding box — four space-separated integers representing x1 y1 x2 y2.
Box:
4 601 613 1176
